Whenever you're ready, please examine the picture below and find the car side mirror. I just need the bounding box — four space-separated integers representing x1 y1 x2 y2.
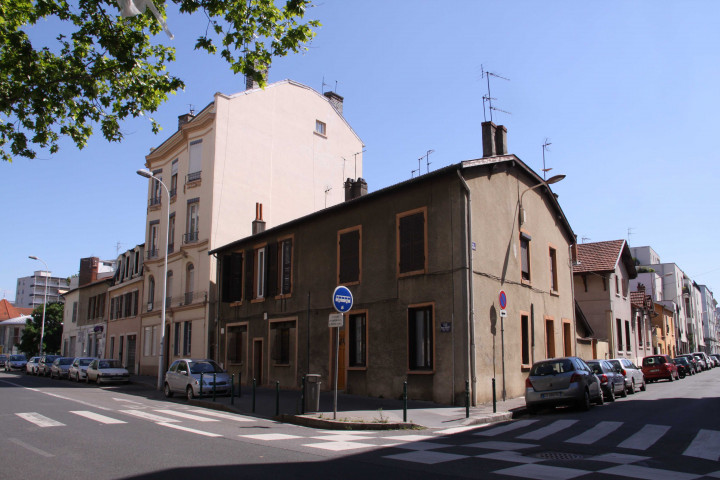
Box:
181 371 188 375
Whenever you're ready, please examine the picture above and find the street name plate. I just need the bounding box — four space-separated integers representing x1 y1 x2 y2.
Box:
329 313 344 328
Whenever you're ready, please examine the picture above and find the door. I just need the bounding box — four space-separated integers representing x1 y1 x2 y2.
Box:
126 335 136 374
253 339 263 385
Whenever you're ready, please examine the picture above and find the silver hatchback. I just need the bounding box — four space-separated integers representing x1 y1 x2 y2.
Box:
164 359 231 401
525 357 603 413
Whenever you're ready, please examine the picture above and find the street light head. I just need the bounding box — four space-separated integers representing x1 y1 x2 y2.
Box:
28 255 38 260
545 174 566 185
136 169 153 179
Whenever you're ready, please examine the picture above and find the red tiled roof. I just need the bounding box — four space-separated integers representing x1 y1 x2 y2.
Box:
0 299 31 321
573 240 626 274
630 291 645 308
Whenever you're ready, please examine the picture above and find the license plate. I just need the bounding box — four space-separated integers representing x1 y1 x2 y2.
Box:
650 368 659 373
541 392 561 399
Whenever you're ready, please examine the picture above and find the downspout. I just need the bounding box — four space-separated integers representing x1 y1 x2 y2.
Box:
568 244 577 356
212 252 221 364
457 170 476 406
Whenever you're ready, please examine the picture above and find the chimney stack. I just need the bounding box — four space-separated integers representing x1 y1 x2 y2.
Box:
344 178 368 201
79 257 99 286
324 91 344 116
178 113 195 130
495 124 507 155
482 121 497 157
252 203 266 235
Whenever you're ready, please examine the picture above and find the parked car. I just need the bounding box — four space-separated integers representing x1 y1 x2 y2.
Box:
710 354 720 367
4 354 27 372
642 354 679 382
707 355 719 368
68 357 96 382
608 358 646 394
693 352 714 369
164 359 231 400
49 357 75 379
37 355 61 376
525 356 603 413
587 359 626 402
0 354 7 368
25 356 41 375
677 354 699 374
86 359 130 385
691 353 708 371
673 356 694 378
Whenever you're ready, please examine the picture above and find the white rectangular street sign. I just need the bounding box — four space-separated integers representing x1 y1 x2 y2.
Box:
500 310 508 317
329 313 344 328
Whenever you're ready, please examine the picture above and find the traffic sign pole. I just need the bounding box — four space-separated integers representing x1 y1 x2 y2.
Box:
331 286 353 420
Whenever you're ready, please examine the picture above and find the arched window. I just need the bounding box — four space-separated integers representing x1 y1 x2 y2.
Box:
185 264 194 305
148 276 155 310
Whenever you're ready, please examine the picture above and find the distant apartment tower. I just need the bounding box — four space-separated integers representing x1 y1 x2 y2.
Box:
15 271 76 308
138 79 364 375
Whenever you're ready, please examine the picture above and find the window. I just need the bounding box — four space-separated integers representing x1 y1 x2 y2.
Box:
143 326 153 356
185 200 199 243
187 139 202 182
520 232 531 282
222 253 244 303
173 322 180 356
615 275 620 296
148 276 155 311
521 313 530 366
109 337 115 359
315 120 326 136
549 246 558 292
408 305 433 371
625 321 631 352
72 302 78 322
170 159 178 197
279 238 292 295
271 321 294 365
563 320 572 357
338 227 361 284
348 312 367 368
168 213 175 253
398 209 427 275
545 318 555 358
164 271 172 307
227 324 247 364
183 321 192 355
149 221 159 257
185 264 194 305
616 318 623 351
152 325 159 356
255 247 266 299
151 171 162 205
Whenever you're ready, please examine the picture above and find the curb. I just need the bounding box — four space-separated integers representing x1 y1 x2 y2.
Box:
277 414 421 430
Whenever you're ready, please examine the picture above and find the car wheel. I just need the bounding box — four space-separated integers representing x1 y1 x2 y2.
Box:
85 374 90 384
595 389 604 406
668 373 674 382
186 386 195 401
620 383 628 397
578 389 591 411
640 379 646 391
629 380 636 394
164 383 174 398
607 384 616 402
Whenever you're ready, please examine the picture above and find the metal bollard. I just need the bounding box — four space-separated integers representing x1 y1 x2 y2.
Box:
492 378 497 413
465 380 470 418
199 372 204 397
231 374 235 405
275 381 280 416
252 378 256 413
212 373 217 401
403 381 408 423
300 376 306 415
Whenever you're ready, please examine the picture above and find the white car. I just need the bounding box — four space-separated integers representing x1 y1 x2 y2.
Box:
608 358 646 394
86 359 130 385
68 357 96 382
25 356 42 375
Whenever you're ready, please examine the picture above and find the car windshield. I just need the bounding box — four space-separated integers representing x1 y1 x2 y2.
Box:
44 356 59 363
59 358 73 365
189 361 223 374
530 359 574 376
78 359 93 366
10 355 26 361
644 356 665 365
99 360 123 369
587 362 603 374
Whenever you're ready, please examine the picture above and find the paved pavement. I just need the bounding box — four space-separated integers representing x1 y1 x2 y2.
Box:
129 374 527 430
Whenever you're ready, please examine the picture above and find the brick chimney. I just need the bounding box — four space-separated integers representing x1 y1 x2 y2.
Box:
252 203 266 234
79 257 99 286
495 124 507 155
178 113 195 130
344 178 368 201
482 121 497 157
324 91 344 116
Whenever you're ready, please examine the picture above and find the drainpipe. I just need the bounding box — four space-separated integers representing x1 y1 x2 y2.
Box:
457 170 476 406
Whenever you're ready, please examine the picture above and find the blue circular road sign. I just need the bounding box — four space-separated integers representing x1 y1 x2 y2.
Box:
332 286 353 313
499 290 507 310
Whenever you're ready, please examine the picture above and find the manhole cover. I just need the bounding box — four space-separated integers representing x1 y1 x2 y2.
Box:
533 451 586 461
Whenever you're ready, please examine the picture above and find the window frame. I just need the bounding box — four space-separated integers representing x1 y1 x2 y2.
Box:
269 318 296 367
562 318 573 357
315 120 326 136
337 225 362 286
397 207 428 278
520 311 531 368
253 244 267 301
548 244 558 294
226 322 249 366
545 316 556 358
277 235 294 298
520 231 532 284
407 302 434 373
347 310 368 370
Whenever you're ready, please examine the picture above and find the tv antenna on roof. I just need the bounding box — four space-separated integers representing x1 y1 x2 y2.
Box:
627 227 635 244
321 77 338 94
188 104 195 116
417 149 434 175
481 65 511 123
542 138 552 180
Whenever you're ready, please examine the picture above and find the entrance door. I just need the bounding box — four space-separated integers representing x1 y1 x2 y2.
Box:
253 339 263 385
126 335 137 374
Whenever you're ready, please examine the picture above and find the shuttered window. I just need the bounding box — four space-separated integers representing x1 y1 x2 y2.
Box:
398 209 426 275
280 239 292 295
221 253 244 302
408 305 433 371
520 233 531 282
338 228 360 284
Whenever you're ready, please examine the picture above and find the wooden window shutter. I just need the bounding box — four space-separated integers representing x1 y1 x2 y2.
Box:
339 230 359 283
281 240 292 294
266 242 278 298
244 249 254 300
399 212 424 273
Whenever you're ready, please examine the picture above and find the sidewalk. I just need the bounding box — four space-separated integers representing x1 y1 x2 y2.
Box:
129 375 527 430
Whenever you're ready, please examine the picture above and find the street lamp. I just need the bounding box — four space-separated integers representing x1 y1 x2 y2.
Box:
518 174 566 225
137 168 170 391
28 255 48 355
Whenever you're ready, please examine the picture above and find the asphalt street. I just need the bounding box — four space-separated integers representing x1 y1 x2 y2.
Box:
1 368 719 479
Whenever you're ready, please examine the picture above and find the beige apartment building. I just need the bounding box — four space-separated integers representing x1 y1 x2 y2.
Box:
139 79 364 375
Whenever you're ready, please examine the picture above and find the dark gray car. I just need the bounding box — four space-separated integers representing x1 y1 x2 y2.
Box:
525 356 603 413
164 359 231 400
587 359 627 402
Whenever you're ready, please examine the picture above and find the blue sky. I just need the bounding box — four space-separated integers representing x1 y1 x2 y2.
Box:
3 1 720 302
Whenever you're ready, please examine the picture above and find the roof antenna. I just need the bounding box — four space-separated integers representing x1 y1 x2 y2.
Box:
188 104 195 116
353 149 365 179
627 227 635 244
581 237 592 243
324 186 332 208
417 149 434 174
321 76 328 94
481 65 511 123
542 138 552 180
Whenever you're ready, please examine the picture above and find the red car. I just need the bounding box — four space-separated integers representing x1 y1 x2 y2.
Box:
642 354 679 382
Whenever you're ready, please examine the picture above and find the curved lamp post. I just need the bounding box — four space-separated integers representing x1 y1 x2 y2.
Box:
519 174 566 226
28 255 49 355
137 169 170 391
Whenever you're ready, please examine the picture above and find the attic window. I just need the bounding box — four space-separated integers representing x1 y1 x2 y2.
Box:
315 120 326 136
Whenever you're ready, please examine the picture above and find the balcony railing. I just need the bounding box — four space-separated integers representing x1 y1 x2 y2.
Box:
146 248 158 259
183 231 199 244
186 171 201 183
169 188 177 198
181 290 207 306
148 196 162 207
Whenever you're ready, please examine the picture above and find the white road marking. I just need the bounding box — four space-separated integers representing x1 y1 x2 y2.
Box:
153 409 219 422
157 423 222 437
475 419 538 437
8 438 54 457
599 465 700 480
466 441 537 451
517 419 578 440
493 463 589 480
41 391 112 411
15 412 65 427
617 424 671 450
118 410 180 423
303 441 378 451
436 424 488 435
683 429 720 461
240 433 302 441
383 450 469 464
70 411 127 424
112 397 142 404
476 451 545 464
565 421 622 444
185 409 254 422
